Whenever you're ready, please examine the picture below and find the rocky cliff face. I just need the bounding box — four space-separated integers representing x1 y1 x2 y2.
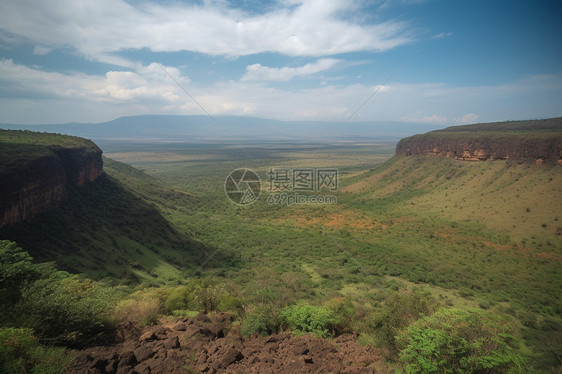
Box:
396 119 562 164
0 136 103 228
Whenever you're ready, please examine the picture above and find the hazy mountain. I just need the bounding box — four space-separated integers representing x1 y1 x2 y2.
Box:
0 115 443 143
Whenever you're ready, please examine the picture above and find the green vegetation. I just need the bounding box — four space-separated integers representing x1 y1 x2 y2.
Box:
0 129 100 174
0 129 560 372
0 241 118 347
0 328 73 374
280 305 338 338
0 158 208 284
434 117 562 133
373 289 439 354
397 308 530 373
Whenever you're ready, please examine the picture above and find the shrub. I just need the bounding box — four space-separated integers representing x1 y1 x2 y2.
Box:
373 288 439 354
396 308 530 373
113 288 168 326
17 274 117 347
241 311 279 337
280 305 337 338
0 241 40 317
192 280 220 313
324 297 355 334
165 278 227 315
218 295 245 318
0 242 122 348
0 327 73 374
165 286 193 313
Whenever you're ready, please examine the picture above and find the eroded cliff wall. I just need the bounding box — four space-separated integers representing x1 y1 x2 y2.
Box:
396 119 562 164
0 132 103 227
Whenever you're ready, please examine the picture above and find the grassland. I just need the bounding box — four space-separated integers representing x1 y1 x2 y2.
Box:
100 140 562 371
1 135 560 372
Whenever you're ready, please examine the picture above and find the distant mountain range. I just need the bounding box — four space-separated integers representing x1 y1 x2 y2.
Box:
0 115 443 143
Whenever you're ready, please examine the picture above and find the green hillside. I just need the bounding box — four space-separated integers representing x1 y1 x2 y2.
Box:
434 117 562 133
342 155 562 246
0 129 100 173
1 131 560 372
0 156 213 285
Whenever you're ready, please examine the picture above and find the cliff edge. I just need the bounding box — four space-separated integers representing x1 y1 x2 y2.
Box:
0 130 103 227
396 118 562 164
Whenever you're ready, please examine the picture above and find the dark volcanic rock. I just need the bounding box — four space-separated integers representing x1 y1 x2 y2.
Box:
69 314 382 374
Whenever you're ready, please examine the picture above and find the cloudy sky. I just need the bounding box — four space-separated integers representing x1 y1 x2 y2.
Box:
0 0 560 125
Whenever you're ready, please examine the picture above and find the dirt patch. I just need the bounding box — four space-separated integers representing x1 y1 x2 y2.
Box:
271 210 385 231
68 313 381 374
433 230 562 262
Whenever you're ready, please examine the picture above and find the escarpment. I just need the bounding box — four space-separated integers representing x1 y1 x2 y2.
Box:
0 130 103 227
396 118 562 164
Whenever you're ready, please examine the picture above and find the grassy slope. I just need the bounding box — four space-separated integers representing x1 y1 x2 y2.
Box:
0 129 100 173
339 155 561 369
0 156 213 285
434 117 562 133
110 142 560 369
342 156 561 245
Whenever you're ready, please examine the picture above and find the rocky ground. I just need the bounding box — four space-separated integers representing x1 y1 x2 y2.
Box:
68 312 383 373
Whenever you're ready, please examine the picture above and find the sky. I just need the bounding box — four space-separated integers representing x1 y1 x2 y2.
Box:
0 0 560 125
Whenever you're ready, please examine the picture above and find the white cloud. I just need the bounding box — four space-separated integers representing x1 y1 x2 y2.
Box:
433 32 452 39
0 59 561 124
401 114 449 124
0 0 413 66
400 113 479 125
452 113 479 124
241 58 341 81
0 59 187 104
32 45 51 55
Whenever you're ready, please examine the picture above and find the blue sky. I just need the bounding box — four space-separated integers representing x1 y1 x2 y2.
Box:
0 0 560 125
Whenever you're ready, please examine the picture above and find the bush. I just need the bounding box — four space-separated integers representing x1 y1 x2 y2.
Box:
324 297 355 334
218 295 245 318
18 274 117 347
165 279 226 315
396 308 530 373
113 288 169 326
373 288 439 354
0 242 119 347
241 308 279 337
165 286 193 313
0 327 73 374
0 241 40 317
280 305 337 338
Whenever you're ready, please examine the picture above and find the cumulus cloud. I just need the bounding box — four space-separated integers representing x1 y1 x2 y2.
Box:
241 58 341 81
1 59 561 124
0 0 413 66
453 113 479 124
0 59 187 104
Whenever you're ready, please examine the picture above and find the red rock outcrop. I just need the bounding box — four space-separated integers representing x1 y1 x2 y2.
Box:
396 119 562 164
0 144 103 228
69 313 382 374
